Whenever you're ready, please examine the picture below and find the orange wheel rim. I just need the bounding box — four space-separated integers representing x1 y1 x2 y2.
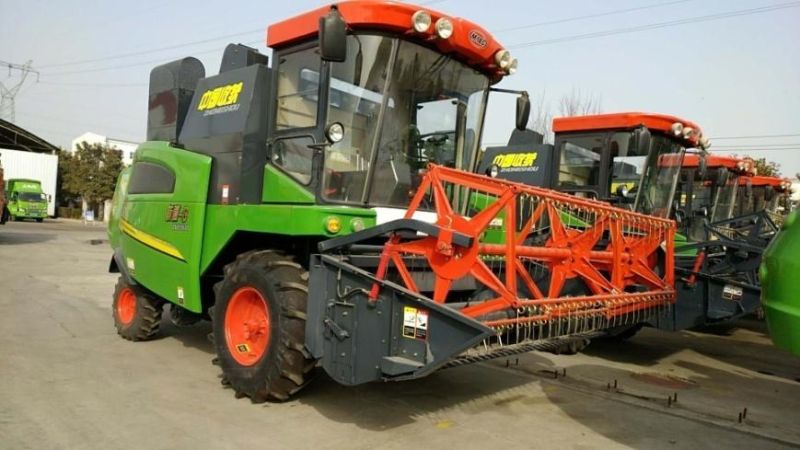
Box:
116 288 137 325
224 287 271 366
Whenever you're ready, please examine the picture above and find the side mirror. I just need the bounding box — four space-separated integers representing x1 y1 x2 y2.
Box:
698 154 707 180
693 206 709 218
713 167 727 185
675 208 685 226
319 6 347 62
634 127 652 156
515 93 531 131
765 185 776 202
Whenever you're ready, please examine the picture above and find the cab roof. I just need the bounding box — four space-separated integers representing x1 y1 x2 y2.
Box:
266 1 509 80
740 175 792 190
682 152 755 175
553 112 705 148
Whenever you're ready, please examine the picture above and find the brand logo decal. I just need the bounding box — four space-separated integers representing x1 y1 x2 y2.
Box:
165 204 190 231
493 152 538 169
197 81 244 116
469 30 488 49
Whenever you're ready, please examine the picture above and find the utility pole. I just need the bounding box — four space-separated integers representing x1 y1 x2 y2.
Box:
0 60 39 123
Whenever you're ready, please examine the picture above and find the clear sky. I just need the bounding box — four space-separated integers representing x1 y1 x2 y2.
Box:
2 0 799 175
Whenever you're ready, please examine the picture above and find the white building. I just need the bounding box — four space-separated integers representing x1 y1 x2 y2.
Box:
70 132 138 166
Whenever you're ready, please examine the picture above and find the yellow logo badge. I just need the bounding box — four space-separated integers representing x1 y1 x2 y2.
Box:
492 152 538 169
198 82 244 111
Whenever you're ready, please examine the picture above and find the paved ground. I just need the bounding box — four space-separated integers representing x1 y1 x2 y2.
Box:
1 220 799 450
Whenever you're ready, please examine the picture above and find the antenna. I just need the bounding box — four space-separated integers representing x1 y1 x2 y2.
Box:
0 60 39 122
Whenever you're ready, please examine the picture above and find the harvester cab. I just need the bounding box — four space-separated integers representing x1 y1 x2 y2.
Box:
671 153 755 242
736 175 793 226
482 112 768 332
483 113 704 217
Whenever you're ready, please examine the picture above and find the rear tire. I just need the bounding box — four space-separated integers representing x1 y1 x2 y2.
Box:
112 276 164 341
35 218 43 223
212 250 314 402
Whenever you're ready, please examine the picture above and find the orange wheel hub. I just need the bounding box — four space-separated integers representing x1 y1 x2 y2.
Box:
224 287 271 366
116 287 137 325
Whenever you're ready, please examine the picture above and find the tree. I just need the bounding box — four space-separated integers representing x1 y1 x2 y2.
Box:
61 141 123 214
527 89 603 144
750 157 780 177
529 91 554 143
558 88 603 117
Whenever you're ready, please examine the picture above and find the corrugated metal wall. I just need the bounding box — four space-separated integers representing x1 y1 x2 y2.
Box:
0 149 59 216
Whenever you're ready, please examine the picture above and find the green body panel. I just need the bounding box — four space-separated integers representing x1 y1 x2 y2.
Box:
198 204 376 276
761 211 800 356
6 179 47 219
469 191 589 244
110 141 378 313
261 165 315 204
673 232 697 257
108 167 131 249
116 142 212 312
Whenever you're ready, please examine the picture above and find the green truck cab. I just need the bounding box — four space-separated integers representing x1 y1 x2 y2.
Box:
5 179 48 222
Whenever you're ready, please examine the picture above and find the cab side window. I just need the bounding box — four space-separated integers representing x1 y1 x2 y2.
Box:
128 162 175 194
275 48 320 130
271 137 315 184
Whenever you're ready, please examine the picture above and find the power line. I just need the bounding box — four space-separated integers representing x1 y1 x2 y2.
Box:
711 133 800 140
508 2 800 49
43 40 261 77
37 81 147 88
37 29 263 70
709 147 800 152
34 0 685 76
710 143 800 148
0 60 39 122
496 0 692 33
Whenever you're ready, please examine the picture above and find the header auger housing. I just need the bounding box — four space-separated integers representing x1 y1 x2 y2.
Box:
308 164 675 385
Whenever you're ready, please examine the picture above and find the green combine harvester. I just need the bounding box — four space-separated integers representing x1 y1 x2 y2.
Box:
107 1 687 402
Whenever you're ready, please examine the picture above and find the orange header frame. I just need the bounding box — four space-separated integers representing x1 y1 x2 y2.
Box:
553 112 704 147
266 1 507 79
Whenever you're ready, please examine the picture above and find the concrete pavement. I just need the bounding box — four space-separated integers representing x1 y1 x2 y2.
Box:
1 220 798 450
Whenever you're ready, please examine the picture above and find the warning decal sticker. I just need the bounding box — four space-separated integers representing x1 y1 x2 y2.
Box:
722 284 743 301
236 343 250 353
403 306 429 340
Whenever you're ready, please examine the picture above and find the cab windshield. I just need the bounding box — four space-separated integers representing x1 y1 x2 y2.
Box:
711 171 737 222
634 135 685 218
323 35 489 207
18 192 46 202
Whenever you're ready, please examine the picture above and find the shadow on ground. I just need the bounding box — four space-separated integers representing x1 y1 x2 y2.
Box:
585 325 799 383
0 230 55 245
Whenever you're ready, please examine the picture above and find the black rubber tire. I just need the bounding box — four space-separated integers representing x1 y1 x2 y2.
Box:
212 250 314 402
35 218 43 223
112 276 164 341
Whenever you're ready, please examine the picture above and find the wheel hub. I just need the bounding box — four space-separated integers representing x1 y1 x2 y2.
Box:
116 288 137 326
224 287 271 366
